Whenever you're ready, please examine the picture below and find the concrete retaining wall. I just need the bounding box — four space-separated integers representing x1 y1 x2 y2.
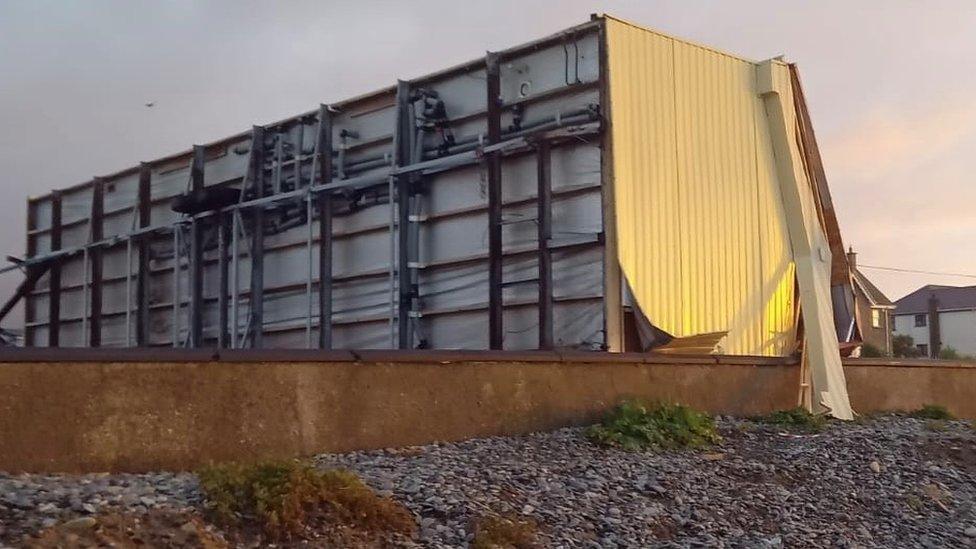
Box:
0 350 972 473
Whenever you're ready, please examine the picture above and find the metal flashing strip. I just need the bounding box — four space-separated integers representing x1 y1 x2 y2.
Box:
0 346 798 366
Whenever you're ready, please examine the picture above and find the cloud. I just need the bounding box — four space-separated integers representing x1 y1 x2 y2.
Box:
822 98 976 183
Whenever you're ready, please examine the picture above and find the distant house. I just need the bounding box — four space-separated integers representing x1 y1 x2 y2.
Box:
847 249 895 354
893 284 976 358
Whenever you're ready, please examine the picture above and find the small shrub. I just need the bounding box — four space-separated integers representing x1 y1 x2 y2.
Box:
586 401 719 451
860 343 884 358
758 407 827 432
198 460 415 539
910 404 954 420
892 334 921 358
938 346 976 362
472 515 539 549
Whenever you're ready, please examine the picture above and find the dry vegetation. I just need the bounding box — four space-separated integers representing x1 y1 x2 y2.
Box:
197 460 415 546
472 514 540 549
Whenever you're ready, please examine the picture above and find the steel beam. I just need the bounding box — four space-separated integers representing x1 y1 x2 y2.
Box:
24 199 37 346
89 178 104 347
2 120 601 279
536 141 554 349
315 105 334 349
248 127 266 348
189 145 205 347
217 211 229 348
486 52 504 349
136 164 151 346
48 191 62 346
393 81 414 349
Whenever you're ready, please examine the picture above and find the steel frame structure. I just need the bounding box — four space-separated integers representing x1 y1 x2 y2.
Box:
11 19 610 351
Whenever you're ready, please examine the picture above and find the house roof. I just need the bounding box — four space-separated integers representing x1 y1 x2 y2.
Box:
894 284 976 315
852 267 895 309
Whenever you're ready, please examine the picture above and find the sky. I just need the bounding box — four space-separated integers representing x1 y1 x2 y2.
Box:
1 0 974 330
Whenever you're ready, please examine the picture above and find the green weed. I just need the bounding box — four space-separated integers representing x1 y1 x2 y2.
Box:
757 407 827 432
910 404 954 420
585 401 720 451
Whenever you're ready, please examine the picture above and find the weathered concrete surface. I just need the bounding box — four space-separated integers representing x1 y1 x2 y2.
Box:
844 358 976 418
0 352 971 473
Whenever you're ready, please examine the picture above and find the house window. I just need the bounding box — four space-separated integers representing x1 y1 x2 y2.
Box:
917 343 929 356
871 309 881 328
914 314 927 327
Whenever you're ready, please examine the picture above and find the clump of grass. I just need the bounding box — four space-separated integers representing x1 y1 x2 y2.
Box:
472 515 539 549
197 460 415 540
585 401 720 451
910 404 954 420
757 407 827 432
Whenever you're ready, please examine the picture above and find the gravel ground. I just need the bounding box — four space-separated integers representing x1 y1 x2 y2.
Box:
2 415 975 548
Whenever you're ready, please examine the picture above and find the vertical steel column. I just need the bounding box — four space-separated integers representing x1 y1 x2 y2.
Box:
230 210 240 348
392 81 414 349
136 164 151 346
82 247 89 345
24 198 36 347
485 53 504 350
125 238 133 346
172 226 181 347
248 126 266 348
536 141 554 349
315 105 334 349
89 178 104 347
304 191 314 348
189 145 205 347
48 191 62 347
294 121 304 189
387 176 396 347
217 211 230 348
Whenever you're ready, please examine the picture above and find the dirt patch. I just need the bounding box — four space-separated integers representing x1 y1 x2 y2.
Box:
648 515 679 539
24 509 226 548
919 435 976 474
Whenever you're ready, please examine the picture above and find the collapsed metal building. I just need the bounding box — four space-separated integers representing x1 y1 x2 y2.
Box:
4 15 858 411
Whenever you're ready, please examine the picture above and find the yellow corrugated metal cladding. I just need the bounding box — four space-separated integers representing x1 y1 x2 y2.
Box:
604 16 797 356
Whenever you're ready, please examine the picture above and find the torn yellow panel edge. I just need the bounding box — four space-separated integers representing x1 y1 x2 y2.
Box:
757 60 853 420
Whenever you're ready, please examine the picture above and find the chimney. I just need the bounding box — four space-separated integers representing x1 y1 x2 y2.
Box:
928 294 941 358
846 246 857 269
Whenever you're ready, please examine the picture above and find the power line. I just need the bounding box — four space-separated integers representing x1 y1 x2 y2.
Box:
859 264 976 280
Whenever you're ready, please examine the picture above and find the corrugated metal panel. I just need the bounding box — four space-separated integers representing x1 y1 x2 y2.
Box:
605 16 796 356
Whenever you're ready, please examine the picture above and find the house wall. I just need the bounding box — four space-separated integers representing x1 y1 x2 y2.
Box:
893 313 929 354
938 310 976 356
855 289 890 354
893 309 976 357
